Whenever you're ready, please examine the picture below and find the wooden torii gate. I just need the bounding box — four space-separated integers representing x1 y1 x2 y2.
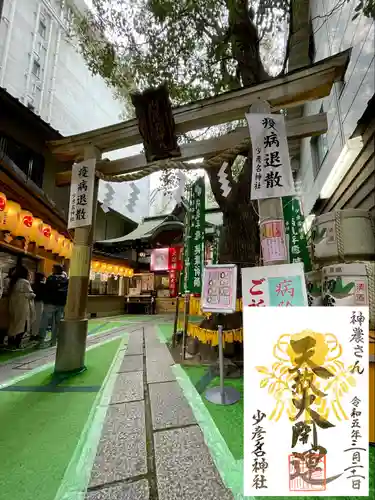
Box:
49 49 350 374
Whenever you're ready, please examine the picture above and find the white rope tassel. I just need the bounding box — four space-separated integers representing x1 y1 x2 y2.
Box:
126 182 140 213
218 161 232 198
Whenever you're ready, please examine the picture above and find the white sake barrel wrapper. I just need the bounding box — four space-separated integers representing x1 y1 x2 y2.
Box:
305 270 323 306
312 209 375 263
322 262 375 329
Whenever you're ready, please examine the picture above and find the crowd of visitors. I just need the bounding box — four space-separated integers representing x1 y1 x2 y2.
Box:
1 264 68 351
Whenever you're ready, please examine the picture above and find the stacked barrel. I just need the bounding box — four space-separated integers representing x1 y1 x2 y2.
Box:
306 208 375 443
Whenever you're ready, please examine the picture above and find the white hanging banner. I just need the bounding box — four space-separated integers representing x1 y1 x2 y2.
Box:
68 159 96 229
245 113 295 200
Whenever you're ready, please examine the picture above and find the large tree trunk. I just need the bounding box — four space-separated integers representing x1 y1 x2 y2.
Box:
201 154 260 332
226 0 271 86
199 2 267 335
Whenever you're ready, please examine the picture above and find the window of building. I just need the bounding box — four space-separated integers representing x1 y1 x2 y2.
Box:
310 103 329 177
0 133 45 188
311 133 329 178
64 5 74 32
32 59 41 78
336 80 346 99
38 20 46 39
308 22 316 64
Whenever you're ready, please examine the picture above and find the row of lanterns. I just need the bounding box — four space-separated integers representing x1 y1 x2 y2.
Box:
0 193 72 259
91 261 134 278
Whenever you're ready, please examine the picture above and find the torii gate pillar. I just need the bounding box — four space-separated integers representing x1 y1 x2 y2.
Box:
54 144 100 374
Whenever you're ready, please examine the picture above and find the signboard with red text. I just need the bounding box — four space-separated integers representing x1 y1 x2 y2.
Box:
150 247 183 272
241 263 308 308
169 269 177 297
168 246 183 271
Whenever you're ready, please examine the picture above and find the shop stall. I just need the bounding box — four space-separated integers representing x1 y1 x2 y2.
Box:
0 191 72 337
94 205 222 315
87 257 134 318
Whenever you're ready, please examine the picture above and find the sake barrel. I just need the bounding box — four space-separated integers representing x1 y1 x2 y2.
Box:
305 270 323 306
370 332 374 444
311 209 375 263
321 262 375 329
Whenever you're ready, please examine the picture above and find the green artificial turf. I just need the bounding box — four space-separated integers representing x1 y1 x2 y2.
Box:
157 324 174 344
0 346 35 364
96 321 127 333
177 315 204 325
182 365 375 500
0 338 121 500
0 320 124 365
183 365 244 460
87 321 106 333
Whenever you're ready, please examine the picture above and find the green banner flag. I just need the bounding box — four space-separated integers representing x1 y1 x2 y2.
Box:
180 187 191 295
185 177 205 294
282 196 312 272
212 226 221 264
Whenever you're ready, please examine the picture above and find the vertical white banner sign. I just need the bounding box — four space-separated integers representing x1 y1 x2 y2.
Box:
244 306 369 497
68 159 96 229
245 113 295 200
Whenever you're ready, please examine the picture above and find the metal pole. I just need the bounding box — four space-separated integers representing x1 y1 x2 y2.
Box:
172 295 179 348
181 293 190 360
205 314 240 406
218 323 224 402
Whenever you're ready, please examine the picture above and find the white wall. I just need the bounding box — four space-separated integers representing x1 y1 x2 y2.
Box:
297 0 374 215
0 0 150 223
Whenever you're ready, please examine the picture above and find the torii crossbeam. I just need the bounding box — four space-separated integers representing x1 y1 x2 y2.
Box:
50 49 351 375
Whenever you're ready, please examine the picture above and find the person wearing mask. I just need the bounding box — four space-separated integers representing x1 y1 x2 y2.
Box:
7 266 36 350
38 265 68 348
30 272 46 342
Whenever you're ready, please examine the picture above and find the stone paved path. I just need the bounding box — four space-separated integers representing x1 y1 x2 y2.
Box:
86 325 234 500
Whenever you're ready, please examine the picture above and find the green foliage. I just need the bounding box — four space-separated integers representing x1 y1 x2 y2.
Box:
72 0 289 111
353 0 375 20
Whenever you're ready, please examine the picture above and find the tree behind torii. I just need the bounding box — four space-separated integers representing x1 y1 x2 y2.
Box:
73 0 293 330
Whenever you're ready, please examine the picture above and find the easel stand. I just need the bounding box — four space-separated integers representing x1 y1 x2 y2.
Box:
205 320 241 405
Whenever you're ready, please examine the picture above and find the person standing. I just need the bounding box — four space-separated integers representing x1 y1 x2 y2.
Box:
30 272 45 341
7 266 36 350
38 265 68 348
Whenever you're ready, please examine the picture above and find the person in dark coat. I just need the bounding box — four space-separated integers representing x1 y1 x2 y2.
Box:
38 265 68 348
30 272 46 341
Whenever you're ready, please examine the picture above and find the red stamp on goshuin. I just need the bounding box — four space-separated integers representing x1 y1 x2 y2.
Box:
288 453 327 492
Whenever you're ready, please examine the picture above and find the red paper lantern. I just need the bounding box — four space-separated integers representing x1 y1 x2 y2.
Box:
40 224 52 248
0 192 7 226
0 192 6 212
30 218 44 245
0 200 21 233
14 210 34 238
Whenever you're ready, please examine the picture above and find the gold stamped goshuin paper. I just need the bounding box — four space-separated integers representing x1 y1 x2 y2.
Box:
244 306 369 497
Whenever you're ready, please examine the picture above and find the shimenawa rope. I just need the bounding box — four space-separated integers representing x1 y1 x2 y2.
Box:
95 138 252 183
